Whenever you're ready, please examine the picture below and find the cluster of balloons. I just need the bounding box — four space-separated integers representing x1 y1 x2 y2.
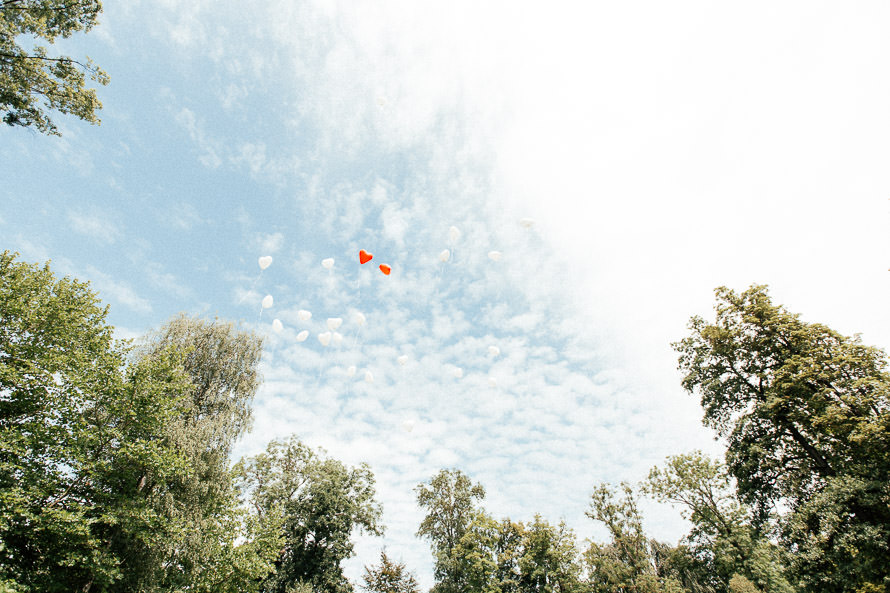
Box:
252 217 537 386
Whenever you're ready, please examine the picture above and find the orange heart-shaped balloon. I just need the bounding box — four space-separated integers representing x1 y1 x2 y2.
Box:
379 264 391 275
359 250 373 264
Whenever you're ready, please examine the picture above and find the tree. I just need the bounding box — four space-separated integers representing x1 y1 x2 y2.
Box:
239 435 384 593
1 0 108 135
0 251 193 592
583 483 684 593
675 285 890 592
644 452 794 593
415 469 486 593
517 516 582 593
110 314 277 593
362 551 420 593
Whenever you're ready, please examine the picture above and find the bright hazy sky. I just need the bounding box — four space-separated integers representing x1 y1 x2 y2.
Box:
2 1 888 587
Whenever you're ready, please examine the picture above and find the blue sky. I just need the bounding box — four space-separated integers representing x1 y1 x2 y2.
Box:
3 1 889 587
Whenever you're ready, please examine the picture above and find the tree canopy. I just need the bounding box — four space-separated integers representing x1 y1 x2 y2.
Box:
675 285 890 592
0 0 108 135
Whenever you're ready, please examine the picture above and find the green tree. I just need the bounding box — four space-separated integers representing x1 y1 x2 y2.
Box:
517 516 582 593
1 0 108 135
239 435 384 593
415 469 486 593
362 551 420 593
0 251 192 592
675 285 890 592
644 452 794 593
110 314 276 593
583 483 683 593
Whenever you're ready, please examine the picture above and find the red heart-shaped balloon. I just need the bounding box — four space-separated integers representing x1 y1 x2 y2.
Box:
359 250 373 264
379 264 391 276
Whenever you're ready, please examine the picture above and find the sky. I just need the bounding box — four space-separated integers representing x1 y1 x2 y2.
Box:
2 1 889 588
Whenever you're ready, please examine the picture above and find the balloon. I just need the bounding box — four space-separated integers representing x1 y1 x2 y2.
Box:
397 355 409 366
322 258 334 269
379 264 391 275
297 309 312 321
364 370 374 383
296 330 309 342
261 294 273 309
346 365 357 377
453 367 463 379
488 251 502 262
488 345 500 357
258 256 273 270
354 311 366 326
438 249 450 262
488 377 498 387
318 332 332 346
449 226 461 243
519 218 536 228
272 319 283 333
327 317 343 331
332 332 343 346
359 250 373 264
401 419 415 433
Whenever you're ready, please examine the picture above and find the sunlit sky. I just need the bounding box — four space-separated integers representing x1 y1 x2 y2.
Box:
2 1 889 587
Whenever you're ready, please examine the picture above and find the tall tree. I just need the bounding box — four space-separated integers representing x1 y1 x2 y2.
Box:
239 435 384 593
117 314 272 592
0 252 192 592
644 452 794 593
517 516 582 593
675 285 890 592
415 469 486 593
1 0 108 135
583 483 684 593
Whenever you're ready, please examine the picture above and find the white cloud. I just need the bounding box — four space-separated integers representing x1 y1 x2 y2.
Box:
84 266 153 314
68 210 121 244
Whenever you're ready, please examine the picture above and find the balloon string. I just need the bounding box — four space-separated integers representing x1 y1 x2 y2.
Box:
238 271 264 305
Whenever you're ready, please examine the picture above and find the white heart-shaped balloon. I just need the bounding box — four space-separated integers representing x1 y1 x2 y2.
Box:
438 249 450 262
318 332 332 347
326 317 343 331
346 365 357 377
258 256 273 270
272 319 283 333
453 367 463 379
519 217 536 228
488 346 500 357
402 419 415 433
364 370 374 383
297 310 312 321
296 330 308 342
354 312 366 326
261 295 273 309
488 251 502 262
397 355 409 366
322 258 334 269
449 226 461 243
488 377 498 387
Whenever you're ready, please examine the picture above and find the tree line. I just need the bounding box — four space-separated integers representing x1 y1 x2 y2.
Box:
1 251 888 592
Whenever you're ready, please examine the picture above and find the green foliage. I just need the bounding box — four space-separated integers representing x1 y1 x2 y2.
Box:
675 285 890 592
644 452 794 593
0 0 108 135
728 575 761 593
0 251 192 591
239 435 384 593
583 483 684 593
415 469 486 592
116 314 274 592
516 516 582 593
362 551 420 593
